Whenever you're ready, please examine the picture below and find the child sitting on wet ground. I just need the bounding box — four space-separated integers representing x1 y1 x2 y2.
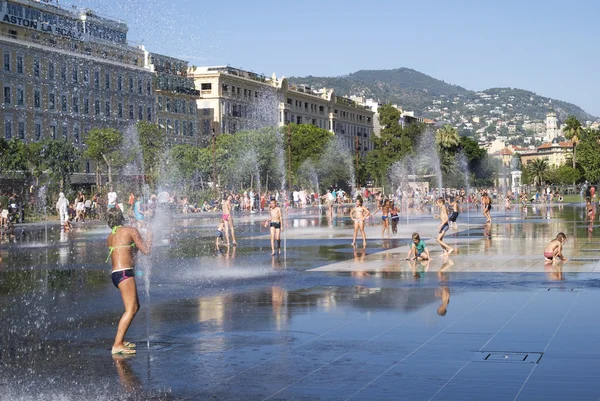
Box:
405 232 430 261
544 232 567 262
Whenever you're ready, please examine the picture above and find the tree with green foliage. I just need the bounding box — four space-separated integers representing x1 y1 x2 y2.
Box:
554 165 581 186
0 139 29 178
562 116 582 170
40 140 79 190
527 159 550 188
84 128 123 188
288 123 333 175
575 128 600 184
367 104 420 185
26 142 44 186
136 122 166 189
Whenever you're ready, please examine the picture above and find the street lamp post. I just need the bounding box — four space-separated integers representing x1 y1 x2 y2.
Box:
211 121 216 191
287 124 292 194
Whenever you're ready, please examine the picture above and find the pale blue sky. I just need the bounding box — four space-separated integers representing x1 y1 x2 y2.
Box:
67 0 599 117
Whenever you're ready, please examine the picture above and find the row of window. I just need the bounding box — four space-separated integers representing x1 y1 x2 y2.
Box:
157 96 197 115
3 50 152 94
157 118 197 137
3 117 82 143
3 85 152 120
287 98 326 114
333 108 372 123
220 84 261 99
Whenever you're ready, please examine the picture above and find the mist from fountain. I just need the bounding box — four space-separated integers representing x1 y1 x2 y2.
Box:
415 127 443 196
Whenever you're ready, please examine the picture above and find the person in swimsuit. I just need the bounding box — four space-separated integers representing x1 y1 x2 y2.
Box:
390 202 400 235
544 232 567 263
448 197 460 230
216 219 225 248
435 197 454 256
405 232 430 261
482 192 492 222
374 199 391 238
221 194 237 246
106 207 152 355
75 191 86 222
350 197 370 247
265 199 284 255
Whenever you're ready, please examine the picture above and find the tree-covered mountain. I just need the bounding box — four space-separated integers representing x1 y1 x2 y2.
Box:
289 68 596 123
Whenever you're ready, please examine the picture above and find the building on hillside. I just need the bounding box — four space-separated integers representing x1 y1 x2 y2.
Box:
189 66 375 156
519 139 573 167
544 111 559 142
0 0 156 182
141 49 201 146
490 145 531 167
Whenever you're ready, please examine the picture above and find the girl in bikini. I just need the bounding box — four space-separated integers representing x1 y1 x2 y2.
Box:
350 197 370 247
106 207 152 355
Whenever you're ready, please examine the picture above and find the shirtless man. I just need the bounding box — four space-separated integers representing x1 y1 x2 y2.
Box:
434 197 454 256
222 194 237 246
265 199 283 255
350 197 370 247
481 192 492 223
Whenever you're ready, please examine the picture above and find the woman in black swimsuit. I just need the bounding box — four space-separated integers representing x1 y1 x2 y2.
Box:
106 208 152 354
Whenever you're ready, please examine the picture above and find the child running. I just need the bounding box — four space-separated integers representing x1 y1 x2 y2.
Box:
544 232 568 262
435 197 454 256
405 232 430 261
265 199 283 255
350 197 370 247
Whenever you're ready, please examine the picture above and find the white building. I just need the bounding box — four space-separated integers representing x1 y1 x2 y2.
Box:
189 66 375 156
545 111 559 142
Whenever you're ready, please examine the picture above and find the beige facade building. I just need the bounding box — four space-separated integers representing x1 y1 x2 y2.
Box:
189 66 375 156
520 140 573 167
142 49 202 146
1 0 213 184
1 0 157 178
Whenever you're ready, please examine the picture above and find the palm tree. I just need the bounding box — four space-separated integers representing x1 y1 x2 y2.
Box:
562 116 582 169
435 124 460 150
527 159 549 189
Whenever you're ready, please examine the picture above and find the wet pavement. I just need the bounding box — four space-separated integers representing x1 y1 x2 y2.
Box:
2 203 600 400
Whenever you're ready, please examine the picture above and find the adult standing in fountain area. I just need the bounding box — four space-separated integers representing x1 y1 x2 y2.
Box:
106 207 152 355
107 189 118 209
222 194 237 246
56 192 69 229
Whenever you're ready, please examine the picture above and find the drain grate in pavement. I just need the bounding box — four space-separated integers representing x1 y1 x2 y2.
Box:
547 288 582 292
579 249 600 253
568 257 600 262
474 351 543 364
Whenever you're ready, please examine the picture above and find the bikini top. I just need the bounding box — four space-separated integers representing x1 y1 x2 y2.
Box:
105 226 136 263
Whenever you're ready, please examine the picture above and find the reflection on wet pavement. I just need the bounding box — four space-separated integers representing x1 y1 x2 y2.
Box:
2 204 600 400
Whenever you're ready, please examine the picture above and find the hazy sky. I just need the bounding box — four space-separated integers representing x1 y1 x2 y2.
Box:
65 0 600 117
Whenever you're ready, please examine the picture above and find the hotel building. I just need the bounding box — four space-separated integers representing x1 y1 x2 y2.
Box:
189 66 375 157
0 0 156 155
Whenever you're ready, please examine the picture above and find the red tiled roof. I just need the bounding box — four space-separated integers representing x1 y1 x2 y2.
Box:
538 141 573 150
492 148 514 156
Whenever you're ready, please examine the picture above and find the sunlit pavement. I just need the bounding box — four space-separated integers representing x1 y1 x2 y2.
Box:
2 203 600 400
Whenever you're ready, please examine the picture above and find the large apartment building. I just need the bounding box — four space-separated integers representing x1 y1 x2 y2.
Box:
189 66 374 156
141 48 203 146
0 0 156 153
